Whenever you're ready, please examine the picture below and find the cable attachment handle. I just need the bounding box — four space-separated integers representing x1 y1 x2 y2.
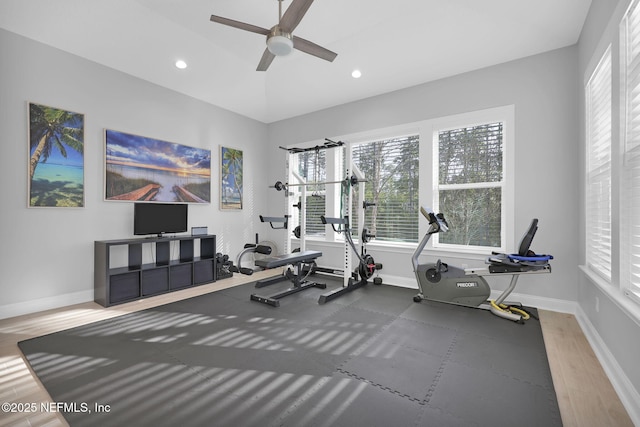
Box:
321 215 349 233
259 214 290 230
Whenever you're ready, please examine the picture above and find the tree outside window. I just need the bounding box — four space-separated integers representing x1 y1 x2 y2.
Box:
436 123 503 249
352 135 420 243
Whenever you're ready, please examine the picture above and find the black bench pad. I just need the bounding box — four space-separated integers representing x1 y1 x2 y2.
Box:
254 250 322 269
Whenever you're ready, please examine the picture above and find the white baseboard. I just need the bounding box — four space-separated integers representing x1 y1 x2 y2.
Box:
379 274 578 313
379 274 418 289
575 305 640 427
0 290 93 320
494 291 578 315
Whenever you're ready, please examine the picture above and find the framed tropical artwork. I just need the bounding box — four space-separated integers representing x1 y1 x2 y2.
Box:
104 129 211 203
28 102 85 207
220 146 243 210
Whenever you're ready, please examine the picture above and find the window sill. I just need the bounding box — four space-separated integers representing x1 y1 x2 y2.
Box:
296 236 490 262
579 265 640 328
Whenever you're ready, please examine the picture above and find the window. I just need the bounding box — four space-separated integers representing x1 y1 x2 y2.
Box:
293 149 326 237
434 122 505 251
351 135 420 243
622 0 640 301
585 46 612 282
285 106 513 253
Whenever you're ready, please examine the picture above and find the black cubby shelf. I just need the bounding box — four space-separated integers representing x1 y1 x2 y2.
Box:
94 235 217 307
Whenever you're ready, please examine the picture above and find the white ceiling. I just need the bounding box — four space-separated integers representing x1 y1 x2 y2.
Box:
0 0 591 123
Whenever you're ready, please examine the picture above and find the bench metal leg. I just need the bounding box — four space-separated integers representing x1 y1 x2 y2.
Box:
255 274 288 288
318 276 367 304
250 280 326 307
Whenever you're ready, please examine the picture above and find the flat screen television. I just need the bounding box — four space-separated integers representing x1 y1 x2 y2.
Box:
134 203 188 237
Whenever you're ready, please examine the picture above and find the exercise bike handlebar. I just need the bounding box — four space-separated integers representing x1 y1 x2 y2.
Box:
412 207 448 273
420 206 449 233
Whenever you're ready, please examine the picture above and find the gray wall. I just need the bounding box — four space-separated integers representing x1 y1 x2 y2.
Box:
0 29 268 317
2 2 639 420
576 0 640 422
267 45 580 306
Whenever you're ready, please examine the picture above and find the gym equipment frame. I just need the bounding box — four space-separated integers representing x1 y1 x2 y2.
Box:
269 140 382 304
248 140 348 306
315 144 382 304
318 213 382 304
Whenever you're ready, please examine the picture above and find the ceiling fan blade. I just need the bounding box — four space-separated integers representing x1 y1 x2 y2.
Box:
257 48 276 71
279 0 315 33
293 36 337 62
210 15 270 35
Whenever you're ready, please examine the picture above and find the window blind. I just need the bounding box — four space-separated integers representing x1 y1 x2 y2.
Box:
586 46 612 282
351 136 420 243
436 122 504 249
295 150 326 237
623 0 640 299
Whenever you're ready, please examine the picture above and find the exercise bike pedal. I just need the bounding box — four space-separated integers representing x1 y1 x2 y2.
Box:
425 268 441 283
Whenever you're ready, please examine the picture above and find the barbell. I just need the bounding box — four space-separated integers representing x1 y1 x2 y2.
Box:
271 175 364 191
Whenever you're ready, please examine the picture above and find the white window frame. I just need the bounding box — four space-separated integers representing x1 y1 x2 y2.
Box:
585 46 613 284
350 134 421 244
621 0 640 304
426 106 515 255
285 105 515 256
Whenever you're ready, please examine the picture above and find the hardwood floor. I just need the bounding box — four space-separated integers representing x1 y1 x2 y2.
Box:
539 310 634 427
0 272 634 427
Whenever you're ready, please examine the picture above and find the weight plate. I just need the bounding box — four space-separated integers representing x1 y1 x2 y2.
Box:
359 254 375 279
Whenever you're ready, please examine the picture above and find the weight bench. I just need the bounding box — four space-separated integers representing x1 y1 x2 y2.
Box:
250 250 325 307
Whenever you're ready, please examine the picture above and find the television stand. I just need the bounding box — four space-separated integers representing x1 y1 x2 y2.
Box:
94 234 217 307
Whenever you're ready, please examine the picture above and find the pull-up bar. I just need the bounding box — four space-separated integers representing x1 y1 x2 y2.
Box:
279 138 344 153
271 175 363 191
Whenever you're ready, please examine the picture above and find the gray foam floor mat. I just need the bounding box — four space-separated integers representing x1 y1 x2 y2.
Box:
18 277 562 427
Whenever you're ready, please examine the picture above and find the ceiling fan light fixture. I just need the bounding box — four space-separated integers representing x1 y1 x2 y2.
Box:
210 0 337 71
267 28 294 56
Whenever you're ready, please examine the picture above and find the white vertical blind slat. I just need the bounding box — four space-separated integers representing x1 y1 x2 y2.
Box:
586 46 612 281
624 1 640 298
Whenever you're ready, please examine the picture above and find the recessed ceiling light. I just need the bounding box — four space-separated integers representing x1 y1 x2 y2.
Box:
175 60 188 69
351 69 362 79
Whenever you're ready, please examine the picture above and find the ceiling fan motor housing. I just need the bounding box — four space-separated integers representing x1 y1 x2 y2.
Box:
267 26 294 56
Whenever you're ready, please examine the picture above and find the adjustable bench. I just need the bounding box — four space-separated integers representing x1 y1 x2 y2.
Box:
250 250 325 307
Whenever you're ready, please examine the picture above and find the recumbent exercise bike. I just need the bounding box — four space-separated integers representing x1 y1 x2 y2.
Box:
412 207 553 322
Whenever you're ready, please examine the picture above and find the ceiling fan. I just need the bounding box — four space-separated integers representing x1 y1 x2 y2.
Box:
210 0 337 71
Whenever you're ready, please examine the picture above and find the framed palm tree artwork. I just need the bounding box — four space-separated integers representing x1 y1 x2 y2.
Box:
28 102 85 207
220 146 243 210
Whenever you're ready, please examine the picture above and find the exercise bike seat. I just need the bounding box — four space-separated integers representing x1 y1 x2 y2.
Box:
518 218 538 256
486 218 553 273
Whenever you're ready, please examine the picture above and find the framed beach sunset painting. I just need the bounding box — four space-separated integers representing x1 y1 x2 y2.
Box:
104 130 211 203
28 102 85 207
